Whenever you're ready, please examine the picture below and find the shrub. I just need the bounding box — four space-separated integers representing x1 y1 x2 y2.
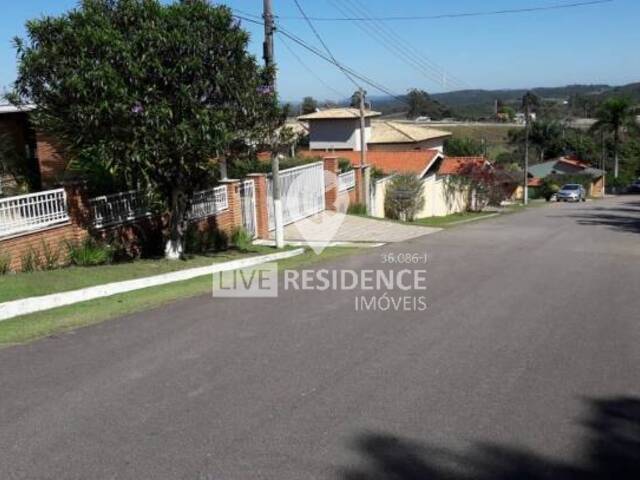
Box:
20 247 40 272
347 203 367 215
0 251 11 275
337 158 352 173
185 225 205 254
40 240 61 270
231 227 254 252
539 178 560 202
66 239 114 266
384 174 425 221
212 229 229 252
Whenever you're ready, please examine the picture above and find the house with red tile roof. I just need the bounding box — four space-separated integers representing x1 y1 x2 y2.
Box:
298 149 442 178
527 156 605 197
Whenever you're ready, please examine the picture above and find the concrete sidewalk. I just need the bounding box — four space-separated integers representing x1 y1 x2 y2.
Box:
275 211 440 243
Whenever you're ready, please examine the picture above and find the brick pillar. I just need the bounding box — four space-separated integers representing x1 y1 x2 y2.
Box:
246 173 270 239
323 156 338 211
219 179 242 236
62 181 91 242
36 132 67 189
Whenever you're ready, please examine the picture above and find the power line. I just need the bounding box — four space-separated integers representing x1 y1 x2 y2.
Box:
231 13 263 26
276 0 613 21
329 0 469 91
292 0 360 89
350 0 471 90
276 25 409 105
279 35 348 99
232 11 409 103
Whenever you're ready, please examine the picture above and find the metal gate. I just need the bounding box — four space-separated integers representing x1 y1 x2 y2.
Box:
267 162 325 230
239 180 257 238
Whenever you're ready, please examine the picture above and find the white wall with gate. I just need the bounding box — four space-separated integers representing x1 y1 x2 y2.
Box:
370 174 469 219
267 162 325 230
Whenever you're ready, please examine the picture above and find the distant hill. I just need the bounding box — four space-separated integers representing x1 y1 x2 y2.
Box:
366 83 640 119
287 83 640 120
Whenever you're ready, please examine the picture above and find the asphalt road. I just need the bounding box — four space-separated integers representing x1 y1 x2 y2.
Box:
1 196 639 480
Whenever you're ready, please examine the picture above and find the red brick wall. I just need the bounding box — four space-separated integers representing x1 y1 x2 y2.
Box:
1 180 247 272
36 133 68 188
0 223 84 273
0 182 90 272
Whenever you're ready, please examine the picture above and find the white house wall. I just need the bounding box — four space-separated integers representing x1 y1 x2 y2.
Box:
371 174 469 219
308 118 372 151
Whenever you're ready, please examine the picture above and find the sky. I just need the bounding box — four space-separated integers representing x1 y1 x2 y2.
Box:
1 0 639 103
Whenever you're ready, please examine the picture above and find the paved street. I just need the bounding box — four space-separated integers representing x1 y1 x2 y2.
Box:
1 196 639 480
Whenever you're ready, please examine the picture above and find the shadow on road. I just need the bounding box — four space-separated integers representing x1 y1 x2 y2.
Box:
564 198 640 234
339 397 640 480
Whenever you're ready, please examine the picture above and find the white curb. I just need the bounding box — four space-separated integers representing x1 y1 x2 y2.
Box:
253 239 385 248
0 248 305 322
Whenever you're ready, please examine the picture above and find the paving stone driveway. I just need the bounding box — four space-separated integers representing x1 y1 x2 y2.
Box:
276 211 440 243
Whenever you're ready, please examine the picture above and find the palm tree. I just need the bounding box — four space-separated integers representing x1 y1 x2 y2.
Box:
591 97 636 178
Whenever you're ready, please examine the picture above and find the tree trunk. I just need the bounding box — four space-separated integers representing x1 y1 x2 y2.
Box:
165 187 187 260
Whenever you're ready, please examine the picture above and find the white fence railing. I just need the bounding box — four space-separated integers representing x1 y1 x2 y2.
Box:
0 188 69 238
189 185 229 220
89 190 150 228
267 161 325 230
338 170 356 192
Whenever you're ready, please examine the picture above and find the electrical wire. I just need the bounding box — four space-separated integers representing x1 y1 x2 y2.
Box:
329 0 468 91
292 0 360 90
280 34 348 100
276 0 613 21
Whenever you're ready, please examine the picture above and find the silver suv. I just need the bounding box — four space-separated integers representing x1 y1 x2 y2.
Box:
556 184 586 202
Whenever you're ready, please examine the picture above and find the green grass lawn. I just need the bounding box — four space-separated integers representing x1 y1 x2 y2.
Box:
0 246 281 303
445 124 519 144
413 211 498 227
0 246 361 346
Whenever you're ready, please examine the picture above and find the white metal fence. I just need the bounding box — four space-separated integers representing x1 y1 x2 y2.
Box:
267 161 325 230
89 185 230 227
188 185 229 220
338 169 356 192
89 190 150 228
0 188 69 238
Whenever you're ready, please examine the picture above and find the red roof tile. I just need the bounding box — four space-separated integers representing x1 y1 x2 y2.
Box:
528 177 543 187
557 156 589 168
298 149 440 176
438 156 488 175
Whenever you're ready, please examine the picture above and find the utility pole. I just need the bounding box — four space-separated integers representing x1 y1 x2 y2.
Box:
601 130 606 198
523 94 531 206
358 88 367 168
358 88 371 213
263 0 284 248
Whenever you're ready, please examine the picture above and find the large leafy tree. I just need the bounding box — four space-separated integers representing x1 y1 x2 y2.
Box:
444 137 484 157
11 0 280 258
508 120 564 162
301 96 318 114
590 97 637 178
405 88 450 120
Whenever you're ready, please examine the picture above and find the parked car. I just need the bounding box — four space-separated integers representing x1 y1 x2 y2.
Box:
626 179 640 194
556 184 586 202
